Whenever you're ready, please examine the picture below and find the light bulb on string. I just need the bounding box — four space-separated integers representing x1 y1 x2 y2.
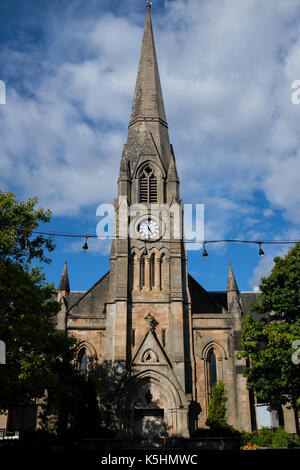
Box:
258 242 264 257
203 243 208 259
82 235 89 251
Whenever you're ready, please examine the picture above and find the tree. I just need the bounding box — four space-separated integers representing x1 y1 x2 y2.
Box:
0 191 77 417
206 380 227 428
238 242 300 418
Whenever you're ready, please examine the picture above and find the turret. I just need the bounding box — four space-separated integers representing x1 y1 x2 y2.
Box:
57 260 70 332
166 144 179 202
226 262 242 329
118 144 131 201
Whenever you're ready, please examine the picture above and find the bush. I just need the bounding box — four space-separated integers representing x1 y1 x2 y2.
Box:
241 427 291 448
206 380 227 428
293 436 300 447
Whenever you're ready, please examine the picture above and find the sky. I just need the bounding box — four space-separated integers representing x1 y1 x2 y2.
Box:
0 0 300 293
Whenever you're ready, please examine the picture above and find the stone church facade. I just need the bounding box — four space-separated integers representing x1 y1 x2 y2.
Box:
54 5 297 439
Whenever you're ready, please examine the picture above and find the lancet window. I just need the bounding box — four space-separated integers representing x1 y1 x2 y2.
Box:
150 253 155 288
139 165 157 203
78 348 88 376
208 349 217 394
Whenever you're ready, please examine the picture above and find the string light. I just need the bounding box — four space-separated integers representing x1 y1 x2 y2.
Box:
0 222 298 256
82 235 89 251
258 241 264 257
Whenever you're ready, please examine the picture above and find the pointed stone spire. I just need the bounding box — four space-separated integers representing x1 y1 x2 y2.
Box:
58 260 70 293
57 261 70 332
167 145 179 183
227 262 242 331
125 4 173 176
129 4 167 127
227 262 239 293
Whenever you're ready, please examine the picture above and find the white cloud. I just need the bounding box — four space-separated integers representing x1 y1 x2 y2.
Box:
67 237 112 256
249 235 296 289
0 0 300 244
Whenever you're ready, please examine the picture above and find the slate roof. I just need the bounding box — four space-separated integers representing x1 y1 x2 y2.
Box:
240 292 259 318
69 291 86 309
68 271 110 317
188 275 223 314
66 273 259 319
209 291 228 310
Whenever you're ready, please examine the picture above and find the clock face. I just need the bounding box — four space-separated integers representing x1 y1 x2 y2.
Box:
138 219 159 240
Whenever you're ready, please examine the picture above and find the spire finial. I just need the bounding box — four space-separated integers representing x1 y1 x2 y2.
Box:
227 262 239 293
58 260 70 293
146 1 152 9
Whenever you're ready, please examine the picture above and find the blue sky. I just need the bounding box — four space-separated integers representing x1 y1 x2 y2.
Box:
1 0 300 293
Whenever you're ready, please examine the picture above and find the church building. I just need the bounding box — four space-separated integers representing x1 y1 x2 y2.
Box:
56 4 297 439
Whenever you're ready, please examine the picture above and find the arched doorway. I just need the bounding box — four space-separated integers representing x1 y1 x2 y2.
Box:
118 370 189 444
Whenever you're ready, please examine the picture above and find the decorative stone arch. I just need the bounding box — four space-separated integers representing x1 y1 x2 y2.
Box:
117 369 189 438
146 247 160 290
76 340 98 374
130 247 140 257
142 349 159 363
135 160 164 180
201 341 227 412
76 340 98 359
159 251 169 290
201 340 227 361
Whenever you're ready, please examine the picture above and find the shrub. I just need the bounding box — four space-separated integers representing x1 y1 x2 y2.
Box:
271 427 291 447
206 380 227 428
241 427 291 448
294 436 300 447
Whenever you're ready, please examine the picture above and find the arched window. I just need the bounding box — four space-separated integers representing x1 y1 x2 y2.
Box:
139 165 157 203
208 349 217 393
130 253 136 290
159 253 166 289
140 255 145 288
150 253 155 288
78 348 88 376
162 329 166 347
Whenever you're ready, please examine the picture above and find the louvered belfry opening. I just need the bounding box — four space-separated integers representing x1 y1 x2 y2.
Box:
139 165 157 203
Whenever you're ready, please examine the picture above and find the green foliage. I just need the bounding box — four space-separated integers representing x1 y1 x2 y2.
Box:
241 427 291 448
0 191 55 266
206 380 227 428
238 243 300 409
0 191 78 416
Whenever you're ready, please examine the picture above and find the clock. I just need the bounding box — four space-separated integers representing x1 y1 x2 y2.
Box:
138 219 159 240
